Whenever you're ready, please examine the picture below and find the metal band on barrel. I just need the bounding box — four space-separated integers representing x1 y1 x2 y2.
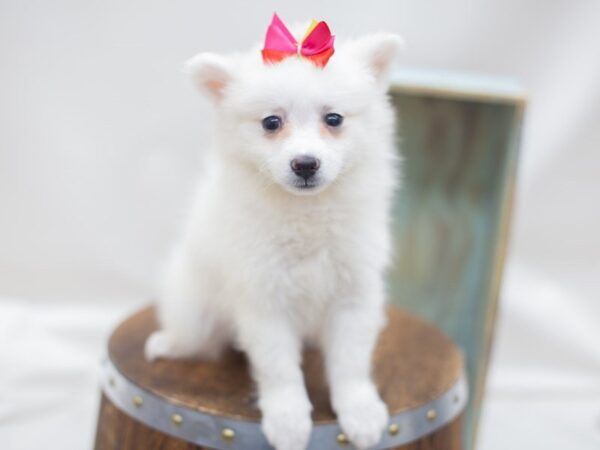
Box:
101 357 468 450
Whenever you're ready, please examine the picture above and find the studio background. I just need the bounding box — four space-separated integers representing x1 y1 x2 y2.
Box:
1 1 599 449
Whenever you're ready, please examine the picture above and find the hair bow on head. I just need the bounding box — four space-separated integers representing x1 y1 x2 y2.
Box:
261 13 335 68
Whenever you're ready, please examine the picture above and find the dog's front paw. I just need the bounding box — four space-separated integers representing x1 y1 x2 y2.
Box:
335 385 389 450
261 396 312 450
262 409 312 450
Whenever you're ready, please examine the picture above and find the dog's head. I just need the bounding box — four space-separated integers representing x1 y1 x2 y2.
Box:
187 29 402 196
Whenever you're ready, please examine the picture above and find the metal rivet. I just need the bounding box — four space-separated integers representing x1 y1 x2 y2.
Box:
336 433 350 445
426 409 437 421
221 428 235 441
388 423 400 435
132 395 143 407
171 414 183 426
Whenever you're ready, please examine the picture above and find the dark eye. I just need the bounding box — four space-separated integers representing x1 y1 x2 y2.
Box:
262 115 282 132
324 113 344 127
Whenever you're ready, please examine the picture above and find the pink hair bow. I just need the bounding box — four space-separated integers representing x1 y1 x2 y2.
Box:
261 13 335 68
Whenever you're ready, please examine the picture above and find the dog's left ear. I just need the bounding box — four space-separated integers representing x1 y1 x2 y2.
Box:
185 52 233 102
350 33 403 86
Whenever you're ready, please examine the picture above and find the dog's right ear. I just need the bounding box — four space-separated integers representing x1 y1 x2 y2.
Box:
185 53 232 101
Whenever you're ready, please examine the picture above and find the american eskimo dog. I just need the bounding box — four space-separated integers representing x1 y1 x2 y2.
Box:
145 16 402 450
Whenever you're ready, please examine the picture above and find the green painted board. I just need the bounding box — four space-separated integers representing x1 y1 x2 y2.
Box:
387 71 525 450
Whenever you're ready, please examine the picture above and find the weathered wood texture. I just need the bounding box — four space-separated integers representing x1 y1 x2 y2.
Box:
107 307 462 422
94 306 464 449
388 83 523 450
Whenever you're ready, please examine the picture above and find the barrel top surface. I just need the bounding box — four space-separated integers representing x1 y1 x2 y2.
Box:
108 306 463 424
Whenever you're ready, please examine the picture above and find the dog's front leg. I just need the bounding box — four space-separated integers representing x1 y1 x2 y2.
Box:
322 302 389 450
237 312 312 450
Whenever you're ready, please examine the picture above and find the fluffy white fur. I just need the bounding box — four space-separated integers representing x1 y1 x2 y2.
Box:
145 28 403 450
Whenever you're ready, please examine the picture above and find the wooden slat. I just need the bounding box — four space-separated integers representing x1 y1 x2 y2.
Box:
388 78 523 450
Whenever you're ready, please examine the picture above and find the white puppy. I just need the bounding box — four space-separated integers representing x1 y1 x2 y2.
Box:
145 27 402 450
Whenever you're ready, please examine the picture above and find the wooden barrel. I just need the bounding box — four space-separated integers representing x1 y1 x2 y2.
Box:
94 306 467 450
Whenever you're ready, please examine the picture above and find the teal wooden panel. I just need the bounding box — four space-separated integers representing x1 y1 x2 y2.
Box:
387 80 524 450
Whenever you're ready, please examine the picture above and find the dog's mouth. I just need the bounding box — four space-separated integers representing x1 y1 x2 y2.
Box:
291 177 320 190
284 175 326 194
298 179 319 189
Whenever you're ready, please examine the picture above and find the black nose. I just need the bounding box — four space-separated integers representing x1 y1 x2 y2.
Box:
290 155 320 180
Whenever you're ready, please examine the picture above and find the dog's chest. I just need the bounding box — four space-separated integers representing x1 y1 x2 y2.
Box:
268 212 356 303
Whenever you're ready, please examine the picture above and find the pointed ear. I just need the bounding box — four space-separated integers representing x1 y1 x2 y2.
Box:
184 52 233 101
350 33 403 85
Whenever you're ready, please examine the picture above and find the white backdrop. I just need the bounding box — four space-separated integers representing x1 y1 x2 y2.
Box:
1 1 599 449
